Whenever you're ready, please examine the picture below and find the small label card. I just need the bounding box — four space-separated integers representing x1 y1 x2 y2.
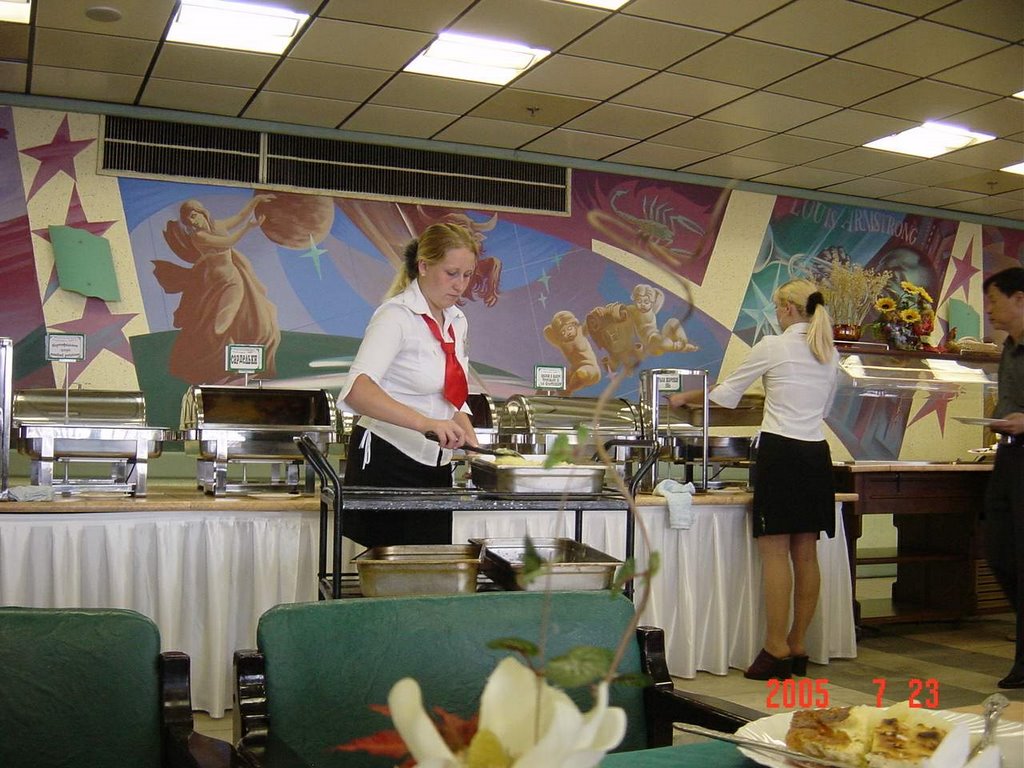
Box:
225 344 265 373
656 371 681 391
534 364 566 391
45 333 85 362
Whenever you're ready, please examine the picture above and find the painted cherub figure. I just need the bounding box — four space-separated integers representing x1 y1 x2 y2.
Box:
585 302 643 373
544 310 601 393
626 283 698 355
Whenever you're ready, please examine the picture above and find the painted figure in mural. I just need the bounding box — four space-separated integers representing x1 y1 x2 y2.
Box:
339 222 481 546
669 279 839 681
434 211 501 307
544 310 601 393
155 194 280 383
585 302 644 373
626 283 698 355
981 267 1024 689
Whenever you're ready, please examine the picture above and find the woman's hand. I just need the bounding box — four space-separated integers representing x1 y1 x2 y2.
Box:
992 412 1024 436
425 418 466 449
668 388 704 409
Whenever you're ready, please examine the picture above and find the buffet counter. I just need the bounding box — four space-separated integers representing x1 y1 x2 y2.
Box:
0 485 856 717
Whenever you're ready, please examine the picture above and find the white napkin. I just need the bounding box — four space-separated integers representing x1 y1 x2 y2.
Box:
8 485 55 502
654 478 696 529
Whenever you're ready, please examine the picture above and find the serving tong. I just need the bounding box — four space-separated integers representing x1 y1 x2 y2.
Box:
424 431 525 460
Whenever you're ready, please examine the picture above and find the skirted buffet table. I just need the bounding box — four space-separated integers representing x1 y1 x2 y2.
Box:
0 484 856 717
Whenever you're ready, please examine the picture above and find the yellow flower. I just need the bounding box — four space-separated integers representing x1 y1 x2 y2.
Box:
900 308 921 324
899 281 917 293
917 287 933 304
875 297 897 313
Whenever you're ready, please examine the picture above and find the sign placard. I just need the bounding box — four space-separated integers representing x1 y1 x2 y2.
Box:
45 334 86 362
656 371 682 391
225 344 265 373
534 364 566 391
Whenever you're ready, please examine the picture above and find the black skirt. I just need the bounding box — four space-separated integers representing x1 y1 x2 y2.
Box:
751 431 835 538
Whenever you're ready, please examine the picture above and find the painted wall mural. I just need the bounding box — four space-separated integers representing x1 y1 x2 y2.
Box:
2 105 1022 460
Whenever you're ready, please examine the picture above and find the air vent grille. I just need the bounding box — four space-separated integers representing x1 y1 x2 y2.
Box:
100 116 569 214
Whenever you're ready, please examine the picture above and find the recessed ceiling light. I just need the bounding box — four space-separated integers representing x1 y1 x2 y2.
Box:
85 5 122 22
167 0 309 55
0 0 31 24
560 0 630 9
404 32 550 86
863 121 995 158
1001 161 1024 176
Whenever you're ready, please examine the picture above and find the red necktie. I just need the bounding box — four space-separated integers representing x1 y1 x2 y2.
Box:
422 315 469 410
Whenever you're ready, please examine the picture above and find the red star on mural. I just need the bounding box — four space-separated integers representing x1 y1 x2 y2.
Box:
938 243 979 306
907 391 956 434
20 115 94 200
50 297 136 372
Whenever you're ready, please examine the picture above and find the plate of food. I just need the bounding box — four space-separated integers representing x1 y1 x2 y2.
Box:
735 702 1023 768
953 417 1001 427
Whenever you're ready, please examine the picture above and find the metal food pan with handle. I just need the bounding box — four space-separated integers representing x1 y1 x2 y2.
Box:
353 544 482 597
471 537 621 592
469 456 605 494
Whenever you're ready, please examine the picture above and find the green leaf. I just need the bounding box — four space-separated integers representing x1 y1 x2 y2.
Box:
648 551 661 578
487 637 539 657
516 535 547 588
545 646 614 688
544 434 573 467
611 672 653 688
611 558 637 592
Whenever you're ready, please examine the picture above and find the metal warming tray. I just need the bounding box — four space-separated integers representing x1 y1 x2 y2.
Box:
181 384 337 495
498 395 641 454
354 544 482 597
471 537 621 591
470 455 605 494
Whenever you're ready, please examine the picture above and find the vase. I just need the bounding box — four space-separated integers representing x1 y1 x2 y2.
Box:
832 324 861 342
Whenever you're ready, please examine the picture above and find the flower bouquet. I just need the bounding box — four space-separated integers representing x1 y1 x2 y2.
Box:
870 281 935 350
816 248 893 340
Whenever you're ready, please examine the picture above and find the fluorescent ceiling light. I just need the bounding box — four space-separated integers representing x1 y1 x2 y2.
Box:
863 121 995 158
404 32 550 86
0 0 31 24
1013 90 1024 100
561 0 630 8
168 0 309 55
1001 161 1024 176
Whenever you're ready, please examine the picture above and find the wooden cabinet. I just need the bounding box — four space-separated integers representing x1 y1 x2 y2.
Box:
834 465 997 626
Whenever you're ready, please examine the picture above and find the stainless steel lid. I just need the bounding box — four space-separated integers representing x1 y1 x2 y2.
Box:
13 388 147 425
180 385 337 431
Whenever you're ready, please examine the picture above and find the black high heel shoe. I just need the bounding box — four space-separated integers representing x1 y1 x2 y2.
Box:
791 654 809 676
744 648 793 680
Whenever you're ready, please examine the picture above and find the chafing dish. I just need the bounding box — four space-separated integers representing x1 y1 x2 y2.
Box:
470 455 606 494
498 394 642 455
354 544 482 596
467 392 500 446
181 385 337 495
471 537 621 591
12 388 173 496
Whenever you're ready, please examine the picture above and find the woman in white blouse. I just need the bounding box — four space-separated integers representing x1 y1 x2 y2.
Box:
339 222 481 545
670 278 839 681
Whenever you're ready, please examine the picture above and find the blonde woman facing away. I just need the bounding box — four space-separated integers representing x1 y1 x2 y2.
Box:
339 222 481 546
669 279 839 681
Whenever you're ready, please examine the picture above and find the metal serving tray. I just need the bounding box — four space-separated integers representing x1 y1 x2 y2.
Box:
354 544 482 597
471 537 621 592
470 456 605 494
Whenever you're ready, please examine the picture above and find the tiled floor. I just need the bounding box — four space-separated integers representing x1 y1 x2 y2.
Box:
194 577 1022 742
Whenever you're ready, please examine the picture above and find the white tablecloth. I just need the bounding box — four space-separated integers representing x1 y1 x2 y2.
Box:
454 501 857 677
0 509 319 717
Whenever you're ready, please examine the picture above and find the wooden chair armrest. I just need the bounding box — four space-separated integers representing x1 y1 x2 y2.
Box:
234 649 270 760
160 651 235 768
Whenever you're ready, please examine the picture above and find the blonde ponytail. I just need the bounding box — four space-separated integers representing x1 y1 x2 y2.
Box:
774 278 835 364
384 222 481 300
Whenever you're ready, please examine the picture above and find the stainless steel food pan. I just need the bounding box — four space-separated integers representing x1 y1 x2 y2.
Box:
470 456 605 494
471 537 621 592
354 544 482 597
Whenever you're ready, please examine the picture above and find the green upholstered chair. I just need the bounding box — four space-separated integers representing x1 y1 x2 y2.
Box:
233 592 759 767
0 607 233 768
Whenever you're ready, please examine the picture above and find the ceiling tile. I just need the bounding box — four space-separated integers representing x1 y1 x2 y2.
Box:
449 0 607 51
994 188 1024 204
841 21 1003 77
739 0 910 55
319 0 469 31
604 142 715 170
856 79 997 122
702 92 838 132
291 18 433 69
0 21 29 60
470 90 596 126
883 187 983 206
563 104 686 139
36 0 176 39
624 0 794 33
434 116 549 148
566 15 722 70
511 55 652 100
140 78 252 116
941 139 1024 171
612 72 751 116
943 196 1023 215
820 177 923 197
945 98 1024 139
938 169 1024 195
33 29 156 75
808 147 919 174
766 60 915 107
370 74 497 115
32 66 141 103
654 119 773 152
243 92 359 128
877 158 985 185
264 60 390 102
341 104 455 138
152 44 277 89
788 109 916 145
0 61 27 93
683 155 792 179
521 129 635 159
926 0 1024 42
736 134 848 163
753 166 859 188
931 45 1024 96
854 0 950 14
670 37 824 88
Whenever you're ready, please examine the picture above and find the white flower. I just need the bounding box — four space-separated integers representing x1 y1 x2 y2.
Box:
387 656 627 768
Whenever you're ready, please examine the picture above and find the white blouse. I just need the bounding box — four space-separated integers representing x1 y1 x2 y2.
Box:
710 322 839 442
340 280 472 465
